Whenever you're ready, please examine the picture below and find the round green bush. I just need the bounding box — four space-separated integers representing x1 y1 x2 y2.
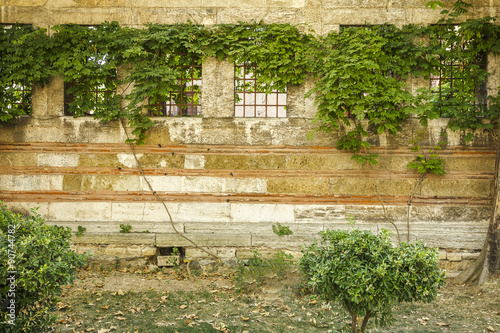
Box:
0 202 88 332
299 227 446 332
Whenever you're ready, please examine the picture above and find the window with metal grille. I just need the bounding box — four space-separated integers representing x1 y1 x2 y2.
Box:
2 24 33 115
64 80 116 116
148 54 201 117
234 62 286 118
62 25 118 116
430 26 488 115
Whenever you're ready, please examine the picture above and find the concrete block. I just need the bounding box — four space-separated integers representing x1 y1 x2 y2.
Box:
156 233 251 247
230 203 294 223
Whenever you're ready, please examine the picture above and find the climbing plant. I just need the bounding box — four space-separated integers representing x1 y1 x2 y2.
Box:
0 24 52 122
0 2 499 149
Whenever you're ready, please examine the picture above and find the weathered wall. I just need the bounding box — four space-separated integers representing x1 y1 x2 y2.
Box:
1 0 500 276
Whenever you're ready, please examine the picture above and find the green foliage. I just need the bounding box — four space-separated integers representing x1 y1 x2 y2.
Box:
0 24 52 123
0 202 88 332
1 3 500 149
75 225 87 237
272 222 293 236
233 250 293 293
299 227 445 332
51 22 123 119
408 133 446 175
119 224 132 233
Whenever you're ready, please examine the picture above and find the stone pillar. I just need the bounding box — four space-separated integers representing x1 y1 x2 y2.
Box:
201 57 234 118
31 76 65 119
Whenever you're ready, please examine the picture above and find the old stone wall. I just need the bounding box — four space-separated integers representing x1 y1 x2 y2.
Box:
1 0 500 276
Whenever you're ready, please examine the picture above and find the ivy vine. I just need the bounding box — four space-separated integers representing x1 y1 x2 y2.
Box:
1 1 499 161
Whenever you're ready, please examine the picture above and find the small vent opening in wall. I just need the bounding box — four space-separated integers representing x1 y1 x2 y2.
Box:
157 247 184 267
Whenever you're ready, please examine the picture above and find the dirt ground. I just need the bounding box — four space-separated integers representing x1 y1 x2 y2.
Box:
50 266 500 333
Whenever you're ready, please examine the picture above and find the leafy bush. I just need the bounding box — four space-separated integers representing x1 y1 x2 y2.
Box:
272 222 293 236
0 203 88 332
119 224 132 233
299 227 445 333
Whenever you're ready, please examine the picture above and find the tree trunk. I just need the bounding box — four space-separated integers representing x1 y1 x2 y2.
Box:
454 124 500 284
360 311 372 332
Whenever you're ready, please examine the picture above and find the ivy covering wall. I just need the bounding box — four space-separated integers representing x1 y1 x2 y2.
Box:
1 1 499 154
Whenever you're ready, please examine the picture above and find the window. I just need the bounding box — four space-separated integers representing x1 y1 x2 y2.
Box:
1 24 33 115
234 61 286 117
64 79 116 116
148 53 201 117
430 25 488 114
61 25 118 117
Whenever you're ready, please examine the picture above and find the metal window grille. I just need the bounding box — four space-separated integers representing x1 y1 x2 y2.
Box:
64 80 116 116
430 26 488 114
2 24 33 114
234 62 286 117
8 82 32 113
148 55 201 117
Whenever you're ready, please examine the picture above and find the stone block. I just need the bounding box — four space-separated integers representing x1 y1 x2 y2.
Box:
230 203 294 223
217 248 236 259
251 234 316 248
126 245 144 256
142 246 159 257
104 245 128 256
156 233 251 247
419 179 492 197
157 255 181 267
438 250 447 260
446 252 463 262
462 252 481 260
184 155 206 169
226 178 267 194
73 233 155 245
267 177 329 195
47 202 112 222
38 153 79 167
0 153 37 166
294 205 346 222
185 247 213 259
111 202 145 221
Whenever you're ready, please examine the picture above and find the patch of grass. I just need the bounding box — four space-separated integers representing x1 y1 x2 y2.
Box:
52 269 500 333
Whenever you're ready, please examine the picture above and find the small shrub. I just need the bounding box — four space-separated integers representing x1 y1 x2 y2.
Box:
272 222 293 236
299 227 445 333
0 202 88 332
75 225 86 237
233 250 293 293
119 224 132 233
